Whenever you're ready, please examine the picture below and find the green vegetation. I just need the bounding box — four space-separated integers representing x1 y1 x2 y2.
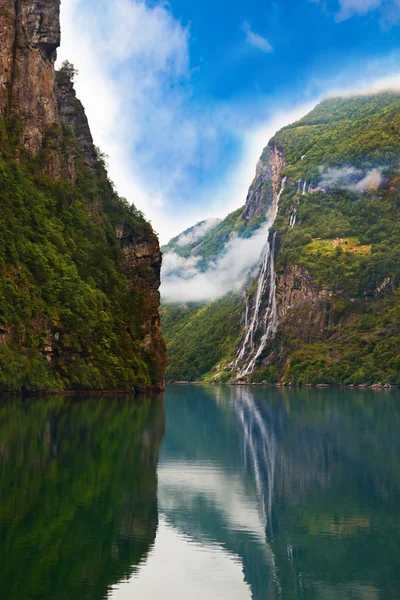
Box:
271 92 400 180
249 93 400 385
0 119 159 392
275 181 400 294
0 394 164 599
161 295 243 381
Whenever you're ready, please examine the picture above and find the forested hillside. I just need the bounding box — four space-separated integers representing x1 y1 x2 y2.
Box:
0 0 166 392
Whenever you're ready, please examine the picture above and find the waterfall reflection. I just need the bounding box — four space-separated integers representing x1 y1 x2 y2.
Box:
157 385 400 600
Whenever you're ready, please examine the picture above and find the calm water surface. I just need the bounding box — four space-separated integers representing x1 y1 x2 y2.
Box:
1 385 400 599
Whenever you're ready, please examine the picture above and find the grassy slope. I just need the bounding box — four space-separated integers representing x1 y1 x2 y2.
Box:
0 120 159 392
161 296 243 382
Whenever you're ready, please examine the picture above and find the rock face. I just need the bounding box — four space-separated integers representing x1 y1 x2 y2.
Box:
54 68 97 170
275 264 335 343
117 222 167 389
0 0 61 153
242 144 285 222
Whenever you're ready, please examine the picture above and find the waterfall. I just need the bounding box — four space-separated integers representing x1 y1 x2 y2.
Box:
238 232 279 378
244 296 249 329
289 208 297 228
297 179 301 193
302 181 307 195
234 178 286 374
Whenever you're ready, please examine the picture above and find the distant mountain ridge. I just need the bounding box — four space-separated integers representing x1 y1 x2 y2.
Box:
161 91 400 386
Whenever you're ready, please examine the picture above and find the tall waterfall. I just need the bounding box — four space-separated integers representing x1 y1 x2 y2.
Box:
234 177 286 377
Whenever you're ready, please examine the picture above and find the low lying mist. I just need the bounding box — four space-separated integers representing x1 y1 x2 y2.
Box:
161 226 269 303
175 218 222 248
318 166 383 191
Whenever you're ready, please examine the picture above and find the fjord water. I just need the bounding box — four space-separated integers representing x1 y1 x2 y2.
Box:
1 387 400 599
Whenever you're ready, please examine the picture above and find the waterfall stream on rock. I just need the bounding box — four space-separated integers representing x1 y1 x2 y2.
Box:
234 177 287 378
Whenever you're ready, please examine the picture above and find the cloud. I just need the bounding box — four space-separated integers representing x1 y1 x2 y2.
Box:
175 219 221 248
242 22 273 53
319 166 383 191
310 0 400 25
336 0 383 21
58 1 400 245
161 225 270 303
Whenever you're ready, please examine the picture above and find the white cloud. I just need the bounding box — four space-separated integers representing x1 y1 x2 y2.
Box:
161 225 271 303
336 0 383 21
320 0 400 25
354 168 383 191
242 22 273 53
319 166 383 191
175 219 221 248
310 0 400 25
57 0 221 241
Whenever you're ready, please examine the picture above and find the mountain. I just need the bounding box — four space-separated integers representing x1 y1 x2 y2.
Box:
0 0 166 392
160 159 280 381
162 91 400 386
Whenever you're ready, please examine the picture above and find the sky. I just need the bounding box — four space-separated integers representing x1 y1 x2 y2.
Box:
57 0 400 243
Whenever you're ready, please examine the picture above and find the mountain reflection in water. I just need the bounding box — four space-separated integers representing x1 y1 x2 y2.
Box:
117 385 400 600
1 386 400 599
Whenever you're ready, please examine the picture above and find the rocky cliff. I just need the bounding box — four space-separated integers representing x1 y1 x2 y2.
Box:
242 144 285 222
0 0 166 392
0 0 60 153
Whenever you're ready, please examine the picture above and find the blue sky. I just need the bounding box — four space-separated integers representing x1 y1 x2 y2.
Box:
58 0 400 242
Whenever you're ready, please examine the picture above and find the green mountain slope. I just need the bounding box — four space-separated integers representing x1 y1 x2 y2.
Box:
0 126 164 392
162 92 400 386
161 296 242 382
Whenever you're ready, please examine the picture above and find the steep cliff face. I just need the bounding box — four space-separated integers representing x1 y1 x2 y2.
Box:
0 0 60 153
275 264 335 342
242 144 285 222
54 68 97 171
0 0 166 392
117 222 167 385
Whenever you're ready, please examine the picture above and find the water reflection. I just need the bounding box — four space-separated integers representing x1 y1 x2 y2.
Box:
127 384 400 600
0 395 165 600
2 386 400 599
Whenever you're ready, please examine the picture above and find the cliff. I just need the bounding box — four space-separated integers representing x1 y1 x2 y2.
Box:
0 0 166 392
0 0 60 152
242 144 285 222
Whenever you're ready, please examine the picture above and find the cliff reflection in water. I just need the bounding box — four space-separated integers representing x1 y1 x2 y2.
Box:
0 395 165 600
156 385 400 600
2 387 400 600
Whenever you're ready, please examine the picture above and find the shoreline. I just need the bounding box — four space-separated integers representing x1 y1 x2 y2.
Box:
0 387 165 398
171 381 399 390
